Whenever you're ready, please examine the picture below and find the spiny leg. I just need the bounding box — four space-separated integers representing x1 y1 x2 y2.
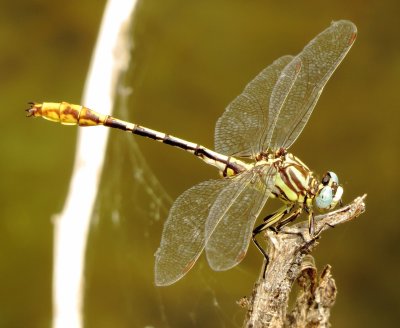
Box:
253 206 291 255
252 205 294 277
276 206 302 231
276 206 312 242
278 207 334 243
312 216 336 237
307 207 315 237
306 207 335 238
302 208 335 242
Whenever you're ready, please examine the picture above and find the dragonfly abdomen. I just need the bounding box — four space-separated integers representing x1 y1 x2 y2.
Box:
26 102 108 126
27 102 249 176
104 116 249 175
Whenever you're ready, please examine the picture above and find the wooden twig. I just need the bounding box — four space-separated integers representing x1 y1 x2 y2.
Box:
242 195 366 328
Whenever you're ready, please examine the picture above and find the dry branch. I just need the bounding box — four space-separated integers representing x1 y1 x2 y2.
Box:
242 195 366 328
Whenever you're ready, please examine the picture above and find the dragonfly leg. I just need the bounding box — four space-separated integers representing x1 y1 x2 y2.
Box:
307 208 336 239
252 205 293 278
253 206 291 241
276 206 302 231
313 221 335 237
308 209 315 237
272 207 306 241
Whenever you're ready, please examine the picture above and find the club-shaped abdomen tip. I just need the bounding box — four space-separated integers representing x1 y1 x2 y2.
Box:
26 102 42 118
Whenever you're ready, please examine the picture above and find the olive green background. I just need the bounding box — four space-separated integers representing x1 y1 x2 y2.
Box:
1 0 399 327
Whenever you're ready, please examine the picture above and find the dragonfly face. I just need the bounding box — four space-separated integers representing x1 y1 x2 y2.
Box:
315 171 344 210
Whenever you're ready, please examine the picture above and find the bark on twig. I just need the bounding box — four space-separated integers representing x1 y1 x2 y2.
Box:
242 195 366 328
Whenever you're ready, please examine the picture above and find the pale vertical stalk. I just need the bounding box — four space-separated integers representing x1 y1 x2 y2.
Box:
52 1 138 327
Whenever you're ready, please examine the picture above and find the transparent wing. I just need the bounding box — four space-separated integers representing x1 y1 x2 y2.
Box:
263 57 302 150
214 56 293 158
154 179 228 286
267 20 357 150
204 165 276 271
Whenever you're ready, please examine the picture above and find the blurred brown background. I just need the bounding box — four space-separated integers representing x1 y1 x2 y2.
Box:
1 0 399 327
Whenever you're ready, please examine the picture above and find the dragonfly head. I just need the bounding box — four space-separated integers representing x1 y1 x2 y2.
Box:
315 171 343 210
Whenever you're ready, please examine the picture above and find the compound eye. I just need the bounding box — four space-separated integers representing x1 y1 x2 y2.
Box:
315 186 333 209
322 173 330 186
322 171 339 186
328 171 339 185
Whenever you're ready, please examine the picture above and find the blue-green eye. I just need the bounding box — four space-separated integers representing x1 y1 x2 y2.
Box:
328 171 339 185
322 171 339 186
316 186 333 209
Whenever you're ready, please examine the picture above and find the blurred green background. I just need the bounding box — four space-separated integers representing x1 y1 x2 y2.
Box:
1 0 399 327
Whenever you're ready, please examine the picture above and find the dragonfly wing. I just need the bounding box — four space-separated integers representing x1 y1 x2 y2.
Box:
264 56 302 149
268 20 357 150
204 166 276 271
155 179 229 286
214 56 293 158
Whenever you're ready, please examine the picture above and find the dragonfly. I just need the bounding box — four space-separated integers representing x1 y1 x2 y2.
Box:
27 20 357 286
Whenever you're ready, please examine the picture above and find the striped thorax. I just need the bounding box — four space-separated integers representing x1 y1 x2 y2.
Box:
250 149 341 212
269 152 315 205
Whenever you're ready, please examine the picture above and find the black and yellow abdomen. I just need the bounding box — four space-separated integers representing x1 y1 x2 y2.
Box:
26 102 108 126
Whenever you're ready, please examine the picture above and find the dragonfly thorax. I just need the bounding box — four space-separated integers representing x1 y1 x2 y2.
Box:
270 153 343 211
270 152 316 206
